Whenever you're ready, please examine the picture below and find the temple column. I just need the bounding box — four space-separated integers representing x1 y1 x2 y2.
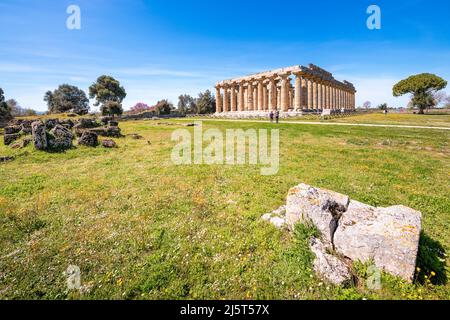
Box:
258 78 265 111
247 80 254 111
238 82 245 111
312 79 318 111
325 83 330 109
268 77 276 111
230 83 237 112
263 82 268 110
222 85 229 112
294 73 302 111
215 86 222 113
307 77 313 110
280 74 289 112
301 77 307 110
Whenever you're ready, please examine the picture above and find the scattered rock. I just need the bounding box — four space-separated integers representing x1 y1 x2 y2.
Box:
108 120 119 127
47 125 74 150
75 118 100 129
126 133 143 140
3 133 20 145
310 237 352 286
100 116 113 125
78 131 98 147
334 201 422 282
4 125 21 134
67 113 78 117
31 121 47 150
0 156 14 163
286 183 349 244
102 139 116 148
44 119 59 130
20 121 33 134
263 183 423 283
262 205 287 229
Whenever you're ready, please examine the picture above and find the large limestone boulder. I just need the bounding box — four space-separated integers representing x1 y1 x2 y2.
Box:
334 201 421 282
286 183 349 243
31 121 48 150
47 125 74 150
4 125 21 134
310 237 352 286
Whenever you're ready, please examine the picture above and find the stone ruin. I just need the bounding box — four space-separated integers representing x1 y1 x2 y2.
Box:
2 116 122 152
262 183 422 285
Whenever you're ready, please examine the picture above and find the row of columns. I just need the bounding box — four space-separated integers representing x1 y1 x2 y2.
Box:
216 73 356 113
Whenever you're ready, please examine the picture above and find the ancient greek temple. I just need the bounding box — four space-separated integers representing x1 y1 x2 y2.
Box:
215 64 356 115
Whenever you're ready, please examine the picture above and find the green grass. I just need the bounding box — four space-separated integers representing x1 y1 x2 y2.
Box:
0 117 449 300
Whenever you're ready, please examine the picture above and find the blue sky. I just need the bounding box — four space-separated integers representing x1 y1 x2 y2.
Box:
0 0 449 111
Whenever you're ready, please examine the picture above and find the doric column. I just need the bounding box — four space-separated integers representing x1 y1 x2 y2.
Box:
280 74 289 112
317 81 323 110
257 78 265 111
312 79 318 110
222 85 229 112
301 77 307 110
307 77 313 110
294 73 302 111
263 81 268 110
277 87 281 110
268 77 276 111
325 83 329 109
327 82 331 109
324 83 328 109
230 83 237 112
238 82 245 111
247 80 254 111
253 85 258 111
215 86 222 113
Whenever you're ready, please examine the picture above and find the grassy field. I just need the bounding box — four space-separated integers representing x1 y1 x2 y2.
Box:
0 115 449 300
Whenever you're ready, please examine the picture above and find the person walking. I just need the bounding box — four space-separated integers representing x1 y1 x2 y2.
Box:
269 111 274 123
275 110 280 124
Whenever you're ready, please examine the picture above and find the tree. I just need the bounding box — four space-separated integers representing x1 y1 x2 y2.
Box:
196 90 216 114
432 91 447 108
101 101 123 118
154 100 173 115
129 102 153 114
178 94 196 114
89 75 126 107
363 101 372 109
393 73 447 114
378 103 388 111
44 84 90 114
0 88 12 121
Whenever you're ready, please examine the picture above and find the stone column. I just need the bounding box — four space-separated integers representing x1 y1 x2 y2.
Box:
307 77 313 110
294 73 302 111
222 85 229 112
280 74 289 112
312 79 318 111
238 82 245 112
277 87 281 110
325 83 329 109
258 78 265 111
230 83 237 112
318 81 323 110
253 85 258 111
215 86 222 113
263 81 268 110
268 77 276 111
301 77 307 110
247 80 254 111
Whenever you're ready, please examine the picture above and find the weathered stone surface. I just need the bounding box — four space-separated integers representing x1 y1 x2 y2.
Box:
100 116 113 125
75 118 100 129
126 133 143 140
20 120 33 134
31 121 47 150
102 139 116 148
334 201 422 282
4 125 21 134
286 183 349 243
4 133 20 145
78 131 98 147
310 237 352 286
262 205 287 229
108 120 119 127
0 156 14 163
48 125 73 150
45 119 59 130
